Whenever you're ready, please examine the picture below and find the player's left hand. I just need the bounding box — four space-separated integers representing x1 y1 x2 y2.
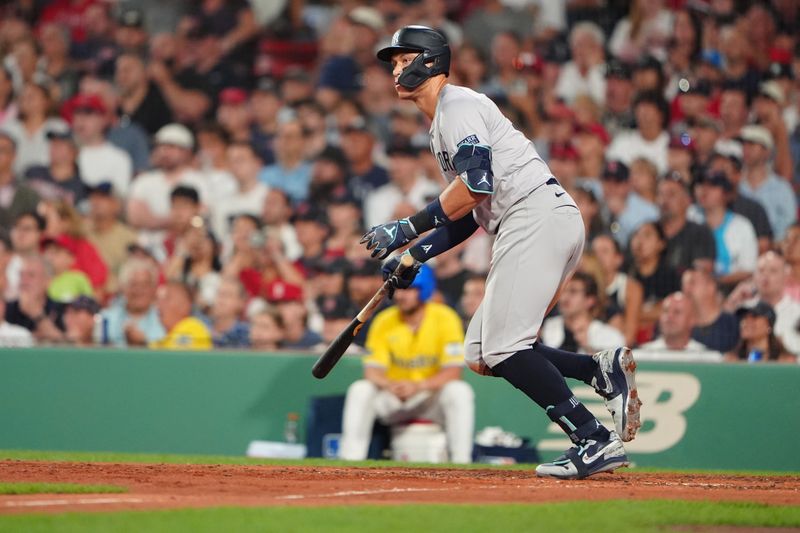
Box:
360 218 418 259
382 253 422 298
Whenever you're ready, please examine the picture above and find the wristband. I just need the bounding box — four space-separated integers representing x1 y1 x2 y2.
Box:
408 197 451 235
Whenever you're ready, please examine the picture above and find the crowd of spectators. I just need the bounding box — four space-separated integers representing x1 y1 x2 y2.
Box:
0 0 799 363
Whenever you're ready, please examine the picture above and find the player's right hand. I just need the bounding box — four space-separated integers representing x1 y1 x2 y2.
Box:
360 218 418 259
382 253 422 298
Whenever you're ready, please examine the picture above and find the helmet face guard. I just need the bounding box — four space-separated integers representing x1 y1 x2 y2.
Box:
397 50 446 89
377 25 450 90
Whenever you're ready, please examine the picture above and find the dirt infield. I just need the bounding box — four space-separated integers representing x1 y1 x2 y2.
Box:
1 461 798 514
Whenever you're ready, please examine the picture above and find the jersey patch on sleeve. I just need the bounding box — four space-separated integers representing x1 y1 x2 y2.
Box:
457 134 480 146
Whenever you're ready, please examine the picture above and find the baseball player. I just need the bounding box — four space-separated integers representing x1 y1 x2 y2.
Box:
362 26 642 479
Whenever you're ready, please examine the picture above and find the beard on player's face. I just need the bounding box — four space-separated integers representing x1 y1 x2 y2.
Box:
395 288 423 314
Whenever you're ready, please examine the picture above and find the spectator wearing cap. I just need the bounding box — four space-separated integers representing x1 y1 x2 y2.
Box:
364 140 440 230
249 308 285 351
344 6 385 69
209 277 250 348
195 122 237 201
547 142 580 192
656 173 715 274
0 133 40 231
99 257 165 347
216 88 251 144
555 22 606 106
38 0 95 44
63 295 100 346
71 93 133 197
280 68 315 106
3 82 69 175
5 255 66 343
339 116 389 205
607 91 670 174
24 127 85 205
127 123 208 231
150 281 213 350
729 301 796 363
249 77 280 165
693 169 758 285
666 133 694 181
115 52 173 135
672 78 712 128
0 295 33 347
681 267 739 353
739 125 797 241
599 160 659 247
752 81 793 182
762 57 797 133
725 251 800 357
267 280 322 350
85 182 137 293
212 141 269 239
718 83 749 141
639 292 717 358
608 0 673 63
42 235 94 304
686 115 722 169
258 117 312 203
718 26 762 99
709 140 773 253
315 54 363 113
574 122 609 180
147 33 213 126
602 59 636 137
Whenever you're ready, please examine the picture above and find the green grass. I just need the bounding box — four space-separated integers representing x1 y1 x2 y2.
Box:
2 449 798 477
0 483 126 495
0 500 798 533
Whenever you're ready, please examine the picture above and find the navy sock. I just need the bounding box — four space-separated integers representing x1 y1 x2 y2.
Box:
492 348 608 443
533 342 598 385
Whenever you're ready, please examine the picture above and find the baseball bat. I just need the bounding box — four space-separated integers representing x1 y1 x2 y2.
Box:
312 254 415 379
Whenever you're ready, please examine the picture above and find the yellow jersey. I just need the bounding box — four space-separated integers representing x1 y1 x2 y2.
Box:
363 302 464 382
149 317 213 351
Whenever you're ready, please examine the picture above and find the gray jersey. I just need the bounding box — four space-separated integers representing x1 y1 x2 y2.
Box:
429 84 551 234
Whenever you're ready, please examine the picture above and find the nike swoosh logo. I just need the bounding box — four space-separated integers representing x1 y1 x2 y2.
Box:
581 444 611 464
555 191 565 198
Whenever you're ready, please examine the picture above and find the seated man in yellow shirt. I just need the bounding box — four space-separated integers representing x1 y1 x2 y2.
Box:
149 281 212 350
340 265 474 463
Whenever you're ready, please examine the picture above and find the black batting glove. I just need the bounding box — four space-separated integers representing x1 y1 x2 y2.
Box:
382 254 422 299
360 218 418 259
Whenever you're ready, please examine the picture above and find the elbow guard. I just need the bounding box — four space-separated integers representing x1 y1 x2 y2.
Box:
453 143 494 194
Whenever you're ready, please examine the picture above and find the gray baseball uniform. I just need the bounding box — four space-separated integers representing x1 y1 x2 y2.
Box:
430 84 585 368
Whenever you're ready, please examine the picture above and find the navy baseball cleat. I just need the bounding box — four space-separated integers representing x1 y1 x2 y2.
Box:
591 347 642 442
535 430 629 479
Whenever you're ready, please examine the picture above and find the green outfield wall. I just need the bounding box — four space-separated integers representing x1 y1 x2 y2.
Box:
1 348 798 470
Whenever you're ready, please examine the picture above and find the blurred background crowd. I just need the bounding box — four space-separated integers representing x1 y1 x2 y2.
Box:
1 0 799 363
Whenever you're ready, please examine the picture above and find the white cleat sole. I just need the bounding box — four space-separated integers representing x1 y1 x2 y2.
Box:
618 348 642 442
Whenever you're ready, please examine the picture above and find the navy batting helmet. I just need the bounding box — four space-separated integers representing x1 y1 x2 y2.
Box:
377 25 450 89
